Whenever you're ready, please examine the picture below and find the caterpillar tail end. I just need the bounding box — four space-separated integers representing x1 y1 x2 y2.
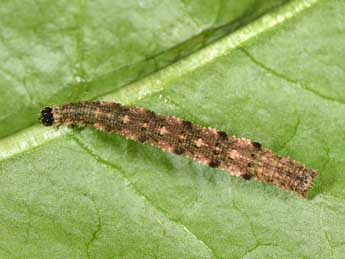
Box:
40 107 54 126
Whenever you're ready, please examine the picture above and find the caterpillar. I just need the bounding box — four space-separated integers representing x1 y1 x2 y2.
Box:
40 101 317 197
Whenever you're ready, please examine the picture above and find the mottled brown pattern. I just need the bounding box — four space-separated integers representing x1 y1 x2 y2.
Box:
45 101 317 197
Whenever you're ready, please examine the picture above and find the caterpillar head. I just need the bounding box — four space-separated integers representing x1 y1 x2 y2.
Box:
40 107 54 126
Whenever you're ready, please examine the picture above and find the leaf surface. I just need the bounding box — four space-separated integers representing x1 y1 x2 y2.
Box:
0 0 345 258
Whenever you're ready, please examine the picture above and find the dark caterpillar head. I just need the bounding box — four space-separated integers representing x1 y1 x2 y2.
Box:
40 107 54 126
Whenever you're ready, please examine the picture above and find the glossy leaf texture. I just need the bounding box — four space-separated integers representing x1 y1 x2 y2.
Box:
0 0 345 258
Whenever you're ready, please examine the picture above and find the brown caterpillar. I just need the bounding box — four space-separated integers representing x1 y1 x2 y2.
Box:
40 101 317 197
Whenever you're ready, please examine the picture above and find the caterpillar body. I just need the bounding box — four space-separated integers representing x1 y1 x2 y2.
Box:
40 101 317 197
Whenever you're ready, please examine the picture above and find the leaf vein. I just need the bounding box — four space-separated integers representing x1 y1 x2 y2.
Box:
85 194 102 259
319 201 334 257
277 115 301 152
239 47 345 106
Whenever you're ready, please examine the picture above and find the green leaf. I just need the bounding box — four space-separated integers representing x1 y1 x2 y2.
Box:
1 0 344 258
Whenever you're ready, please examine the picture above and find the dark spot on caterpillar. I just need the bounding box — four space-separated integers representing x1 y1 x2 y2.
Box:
295 175 304 180
247 162 254 167
173 147 185 155
241 173 253 180
40 107 54 126
217 131 228 140
213 151 220 155
182 120 193 130
209 159 220 168
138 135 147 143
143 110 156 117
252 141 262 150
